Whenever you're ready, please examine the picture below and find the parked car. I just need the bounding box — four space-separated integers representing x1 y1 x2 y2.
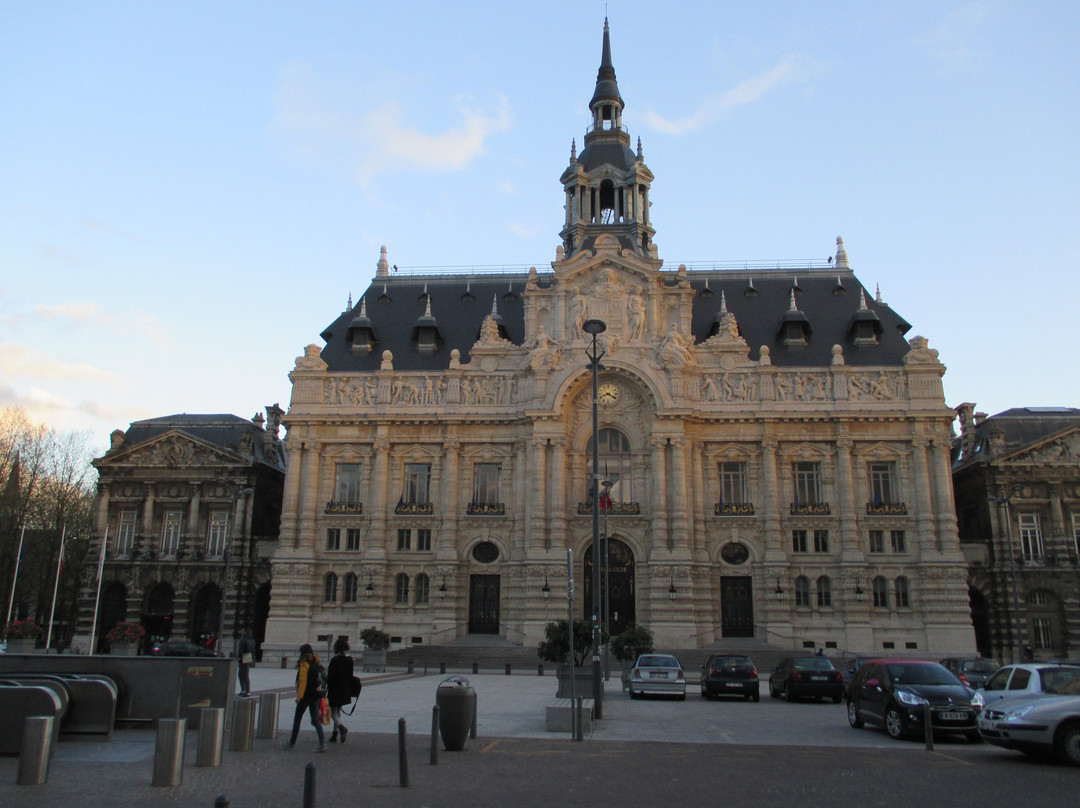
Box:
700 654 759 701
149 640 223 658
977 677 1080 764
846 659 982 741
841 656 877 694
975 662 1080 707
627 653 686 700
768 656 844 702
939 657 1001 689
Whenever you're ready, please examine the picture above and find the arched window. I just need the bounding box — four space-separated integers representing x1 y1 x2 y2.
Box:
894 576 910 609
343 572 358 603
794 576 811 608
587 427 634 504
872 576 888 608
395 573 410 604
324 572 338 603
415 573 430 605
816 576 832 607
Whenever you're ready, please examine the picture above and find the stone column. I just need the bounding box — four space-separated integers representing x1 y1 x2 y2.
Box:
761 438 783 559
371 435 390 560
142 482 156 533
911 438 937 555
441 436 460 555
1048 484 1066 540
297 442 319 550
669 438 690 553
528 439 547 554
650 437 668 552
187 483 201 553
835 438 861 561
280 438 304 546
549 438 568 551
930 437 961 556
95 482 110 545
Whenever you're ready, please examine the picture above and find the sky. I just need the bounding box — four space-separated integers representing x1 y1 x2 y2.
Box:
2 0 1078 454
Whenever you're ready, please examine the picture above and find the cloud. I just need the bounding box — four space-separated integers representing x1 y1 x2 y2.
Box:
916 0 998 70
0 343 123 383
275 67 513 184
644 55 814 135
3 301 173 349
34 301 114 325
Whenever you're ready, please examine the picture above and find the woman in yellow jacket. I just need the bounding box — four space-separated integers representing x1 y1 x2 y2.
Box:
281 643 327 751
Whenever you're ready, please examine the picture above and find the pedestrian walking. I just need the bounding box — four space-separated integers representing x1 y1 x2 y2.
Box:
281 643 327 752
327 637 355 743
236 627 256 697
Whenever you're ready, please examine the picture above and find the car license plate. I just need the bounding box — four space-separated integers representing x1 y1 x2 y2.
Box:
810 675 826 681
725 683 742 687
649 672 667 679
938 711 965 721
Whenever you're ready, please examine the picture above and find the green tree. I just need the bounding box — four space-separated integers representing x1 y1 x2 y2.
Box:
537 619 608 667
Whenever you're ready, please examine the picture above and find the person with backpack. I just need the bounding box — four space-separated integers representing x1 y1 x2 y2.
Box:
327 637 356 743
281 643 327 752
236 627 256 697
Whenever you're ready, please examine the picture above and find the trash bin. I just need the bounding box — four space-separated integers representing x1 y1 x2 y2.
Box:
435 677 475 751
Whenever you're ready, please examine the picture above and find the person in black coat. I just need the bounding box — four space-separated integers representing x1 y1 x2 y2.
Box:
327 637 355 743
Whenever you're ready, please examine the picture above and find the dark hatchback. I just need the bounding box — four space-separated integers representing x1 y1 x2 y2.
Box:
149 640 222 658
939 657 1000 689
846 659 981 741
700 654 760 701
768 656 844 702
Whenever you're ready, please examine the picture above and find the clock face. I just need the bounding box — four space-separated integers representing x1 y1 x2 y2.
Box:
598 383 619 405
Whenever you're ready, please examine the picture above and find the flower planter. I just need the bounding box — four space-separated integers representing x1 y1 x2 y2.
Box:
362 649 387 672
112 642 139 656
555 665 596 699
5 637 38 654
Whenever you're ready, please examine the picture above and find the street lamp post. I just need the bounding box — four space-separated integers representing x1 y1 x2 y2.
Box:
601 477 612 681
582 318 606 718
990 485 1025 664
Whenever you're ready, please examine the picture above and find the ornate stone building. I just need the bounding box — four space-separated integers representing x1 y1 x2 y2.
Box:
953 405 1080 662
263 22 975 658
74 410 285 654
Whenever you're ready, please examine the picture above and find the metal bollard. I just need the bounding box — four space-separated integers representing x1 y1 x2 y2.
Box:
408 660 414 674
505 663 512 675
215 794 230 808
538 663 544 676
17 715 54 785
472 661 479 674
398 718 409 788
429 705 439 765
281 655 288 669
303 762 316 808
152 717 187 787
230 697 256 752
440 662 446 674
575 696 584 742
196 707 225 767
470 691 478 739
257 692 280 739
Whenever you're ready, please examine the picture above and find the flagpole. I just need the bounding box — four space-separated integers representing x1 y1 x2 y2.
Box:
5 524 26 626
89 526 109 654
45 525 67 654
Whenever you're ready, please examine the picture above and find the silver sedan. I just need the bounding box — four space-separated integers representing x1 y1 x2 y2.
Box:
627 654 686 700
978 683 1080 765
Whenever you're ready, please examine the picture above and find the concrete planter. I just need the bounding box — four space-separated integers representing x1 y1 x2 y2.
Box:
5 637 38 654
362 649 386 672
112 642 139 656
555 665 596 698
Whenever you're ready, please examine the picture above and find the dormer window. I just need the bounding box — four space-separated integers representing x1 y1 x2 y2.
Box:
846 290 882 347
346 298 378 354
778 291 811 349
410 296 442 354
782 321 809 349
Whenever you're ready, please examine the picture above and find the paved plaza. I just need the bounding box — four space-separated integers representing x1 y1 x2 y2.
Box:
0 666 1076 807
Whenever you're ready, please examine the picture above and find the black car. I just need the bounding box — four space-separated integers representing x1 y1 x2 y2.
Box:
768 656 844 702
700 654 760 701
846 659 981 741
149 640 222 658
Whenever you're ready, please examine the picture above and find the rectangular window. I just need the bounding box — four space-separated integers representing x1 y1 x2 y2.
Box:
416 528 432 551
160 510 182 558
868 461 897 504
395 574 409 604
116 510 137 557
415 574 429 605
397 528 411 551
326 528 340 551
890 530 906 553
719 462 748 505
813 530 829 553
792 530 808 553
207 510 229 559
404 463 431 505
792 462 822 504
346 528 361 551
817 577 832 607
894 578 910 608
873 578 888 608
334 463 362 504
473 463 501 505
1033 617 1053 650
869 530 884 554
1030 591 1048 606
795 578 811 608
1018 513 1044 562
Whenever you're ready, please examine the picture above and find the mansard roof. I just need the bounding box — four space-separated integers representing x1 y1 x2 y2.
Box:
318 266 914 373
955 407 1080 466
115 413 285 471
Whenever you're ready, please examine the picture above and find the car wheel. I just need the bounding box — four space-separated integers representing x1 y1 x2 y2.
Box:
831 695 842 704
629 689 639 700
783 684 795 702
678 693 686 701
769 682 778 698
1055 723 1080 766
885 706 906 740
846 699 864 728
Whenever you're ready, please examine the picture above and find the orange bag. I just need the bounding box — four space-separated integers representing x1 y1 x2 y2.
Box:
318 697 330 725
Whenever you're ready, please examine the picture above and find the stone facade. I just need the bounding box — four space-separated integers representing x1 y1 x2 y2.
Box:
73 410 285 656
262 22 975 658
953 405 1080 662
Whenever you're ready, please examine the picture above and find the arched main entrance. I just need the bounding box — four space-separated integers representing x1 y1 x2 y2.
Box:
583 538 635 636
143 582 175 650
191 583 222 644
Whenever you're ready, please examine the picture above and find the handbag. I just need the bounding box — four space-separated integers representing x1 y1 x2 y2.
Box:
241 652 253 665
345 676 362 715
318 697 331 725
